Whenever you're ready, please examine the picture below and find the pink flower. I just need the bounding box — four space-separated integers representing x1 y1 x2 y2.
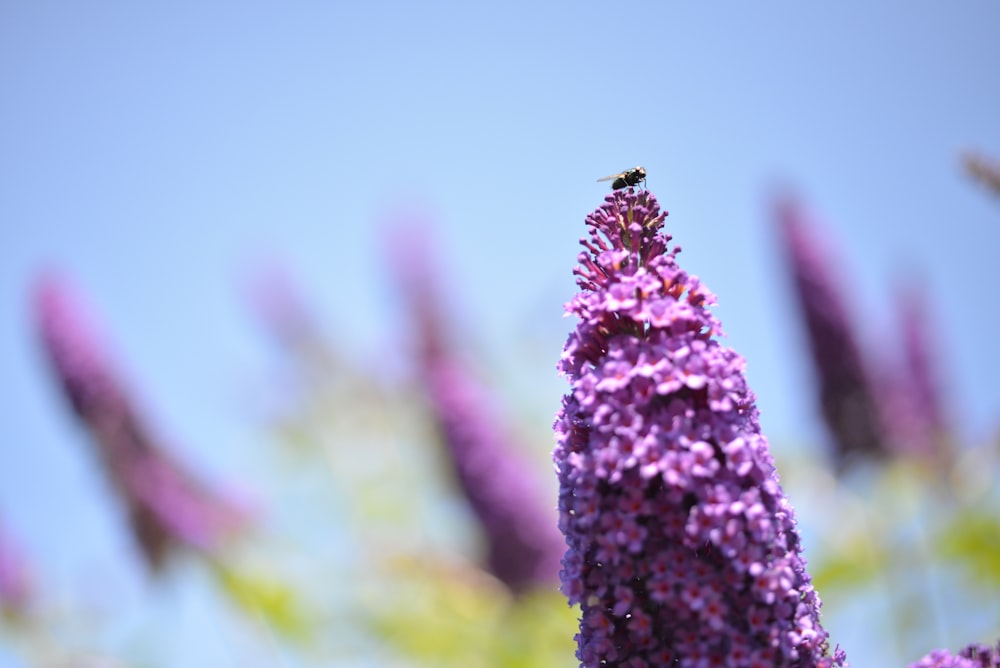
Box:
34 273 249 570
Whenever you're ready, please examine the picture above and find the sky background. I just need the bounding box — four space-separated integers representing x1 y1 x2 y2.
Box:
1 1 999 665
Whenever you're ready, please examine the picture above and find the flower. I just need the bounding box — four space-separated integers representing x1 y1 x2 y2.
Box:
0 517 31 615
424 359 565 592
775 196 886 468
909 641 1000 668
245 261 323 353
390 222 564 593
879 283 951 459
896 288 944 431
554 190 844 667
963 151 1000 197
33 273 248 571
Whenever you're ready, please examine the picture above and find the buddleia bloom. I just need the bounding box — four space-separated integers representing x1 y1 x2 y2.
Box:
887 284 951 458
963 151 1000 197
909 641 1000 668
423 359 565 592
0 517 31 615
391 222 564 593
34 273 248 571
553 190 844 667
775 197 886 468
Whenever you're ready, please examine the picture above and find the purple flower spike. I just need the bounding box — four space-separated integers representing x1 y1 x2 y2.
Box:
882 284 951 458
554 190 844 667
426 359 564 592
390 222 564 593
775 197 886 468
0 518 32 615
34 274 249 571
897 288 945 434
909 641 1000 668
964 151 1000 196
246 262 319 351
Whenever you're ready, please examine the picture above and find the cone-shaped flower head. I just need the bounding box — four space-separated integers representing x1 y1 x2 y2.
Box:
34 273 248 570
909 641 1000 668
554 190 844 667
775 197 886 468
390 221 564 593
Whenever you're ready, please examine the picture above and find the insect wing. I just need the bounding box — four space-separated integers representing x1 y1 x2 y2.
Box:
596 172 626 183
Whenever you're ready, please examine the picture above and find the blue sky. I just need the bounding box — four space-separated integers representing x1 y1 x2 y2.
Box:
1 1 999 663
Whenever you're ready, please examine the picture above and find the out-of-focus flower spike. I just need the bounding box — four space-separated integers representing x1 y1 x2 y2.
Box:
775 196 887 468
424 359 565 592
0 516 32 616
33 273 250 571
963 151 1000 197
909 640 1000 667
386 220 451 365
245 261 329 358
555 189 844 667
243 260 346 399
388 219 564 594
897 286 946 433
879 282 952 459
247 262 316 348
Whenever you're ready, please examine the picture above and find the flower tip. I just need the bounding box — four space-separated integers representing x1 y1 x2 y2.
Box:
32 270 99 342
32 270 70 323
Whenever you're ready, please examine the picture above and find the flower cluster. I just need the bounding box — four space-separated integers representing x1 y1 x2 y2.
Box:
964 151 1000 196
391 223 564 593
553 190 844 667
777 198 954 465
0 517 31 615
34 273 247 570
775 197 886 467
425 358 564 592
882 285 950 457
909 642 1000 668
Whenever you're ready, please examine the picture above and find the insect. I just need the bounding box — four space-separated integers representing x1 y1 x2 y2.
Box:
597 166 647 190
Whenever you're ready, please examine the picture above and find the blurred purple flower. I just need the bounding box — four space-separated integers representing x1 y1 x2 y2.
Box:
425 359 564 592
896 287 946 434
245 261 325 355
964 151 1000 196
554 190 843 667
909 641 1000 668
390 221 564 593
879 283 951 458
0 517 31 615
34 273 249 571
775 197 887 467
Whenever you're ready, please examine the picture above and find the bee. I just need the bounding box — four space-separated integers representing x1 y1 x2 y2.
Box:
597 166 647 190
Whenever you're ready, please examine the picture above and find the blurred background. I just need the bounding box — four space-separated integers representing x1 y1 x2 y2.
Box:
1 2 998 667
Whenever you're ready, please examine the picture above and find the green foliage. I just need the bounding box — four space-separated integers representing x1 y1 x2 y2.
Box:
367 555 577 668
936 510 1000 587
214 561 315 641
